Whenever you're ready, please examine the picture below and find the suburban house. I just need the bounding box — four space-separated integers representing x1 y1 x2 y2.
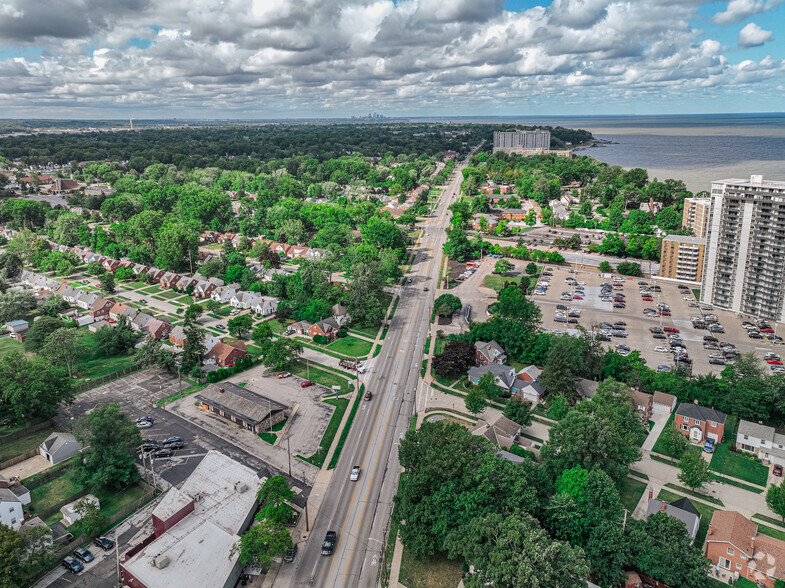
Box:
644 487 700 543
75 292 98 310
89 320 112 332
736 420 785 466
675 401 727 443
468 363 519 392
331 304 351 327
121 306 140 322
307 317 341 340
230 292 260 310
630 390 654 423
475 340 507 366
159 273 181 289
102 258 120 273
120 451 265 588
6 319 29 342
146 267 165 282
705 510 785 587
470 416 525 450
652 391 678 413
0 475 25 530
211 286 237 304
109 303 130 321
251 296 279 316
89 297 115 319
143 318 172 341
169 326 187 348
131 312 154 332
195 383 288 433
60 309 95 327
292 320 312 335
204 341 249 368
471 213 499 230
39 432 82 465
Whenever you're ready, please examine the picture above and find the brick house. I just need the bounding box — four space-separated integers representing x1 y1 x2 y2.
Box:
652 391 677 413
307 318 340 340
675 401 727 443
499 208 528 220
102 258 120 273
108 303 129 322
630 390 653 424
159 273 181 289
143 318 172 341
89 297 115 319
169 326 187 347
475 340 506 366
204 341 249 368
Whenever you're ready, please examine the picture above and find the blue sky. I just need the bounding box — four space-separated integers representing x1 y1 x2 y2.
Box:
0 0 782 118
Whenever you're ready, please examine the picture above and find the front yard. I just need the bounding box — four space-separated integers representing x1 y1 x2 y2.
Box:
288 360 352 393
657 488 717 548
75 330 137 381
327 336 373 358
617 475 648 512
398 549 464 588
710 443 769 487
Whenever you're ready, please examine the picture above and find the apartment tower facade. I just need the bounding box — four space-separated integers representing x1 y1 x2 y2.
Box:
493 130 551 152
659 235 705 283
682 197 711 238
701 176 785 321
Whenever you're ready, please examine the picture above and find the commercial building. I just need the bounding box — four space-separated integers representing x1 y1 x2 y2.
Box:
121 451 265 588
195 382 288 433
682 197 711 238
658 235 706 283
701 176 785 321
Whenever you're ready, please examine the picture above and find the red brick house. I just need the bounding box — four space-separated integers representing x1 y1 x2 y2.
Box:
159 273 181 289
89 297 115 319
205 341 249 368
499 208 528 220
144 318 172 341
630 390 653 424
475 340 506 366
168 326 187 347
307 318 340 340
675 401 727 443
102 258 120 273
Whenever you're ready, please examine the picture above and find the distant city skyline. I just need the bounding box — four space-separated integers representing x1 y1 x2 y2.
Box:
0 0 783 118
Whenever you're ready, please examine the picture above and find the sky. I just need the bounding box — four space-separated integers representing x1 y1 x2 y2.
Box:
0 0 783 119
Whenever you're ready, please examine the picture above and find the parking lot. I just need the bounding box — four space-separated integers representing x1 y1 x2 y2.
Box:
531 265 783 375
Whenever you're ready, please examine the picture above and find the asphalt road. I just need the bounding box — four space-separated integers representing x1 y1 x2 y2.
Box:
290 153 471 587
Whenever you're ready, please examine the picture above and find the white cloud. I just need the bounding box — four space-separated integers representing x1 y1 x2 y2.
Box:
738 22 773 47
711 0 782 24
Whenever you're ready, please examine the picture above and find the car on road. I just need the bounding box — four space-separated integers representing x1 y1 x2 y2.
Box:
350 466 361 481
136 420 152 429
277 372 291 379
300 380 315 388
688 303 700 308
649 326 663 333
655 346 668 353
73 548 94 563
659 310 671 316
364 390 372 401
765 353 781 361
683 296 695 301
704 439 715 453
139 299 148 304
283 544 298 563
321 531 337 556
612 331 628 338
216 324 226 330
761 327 775 333
62 557 84 574
154 448 174 458
423 287 429 291
638 281 648 285
94 537 115 551
141 444 159 453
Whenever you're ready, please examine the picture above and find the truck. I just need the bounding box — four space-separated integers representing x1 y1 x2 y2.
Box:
321 531 337 556
339 359 366 373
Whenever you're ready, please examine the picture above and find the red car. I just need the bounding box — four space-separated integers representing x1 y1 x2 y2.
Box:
659 311 671 316
761 328 775 333
300 380 314 388
767 359 783 365
572 295 583 300
642 296 654 301
775 465 783 477
664 327 679 333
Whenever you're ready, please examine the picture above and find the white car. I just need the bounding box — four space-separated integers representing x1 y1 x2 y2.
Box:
350 466 361 481
654 346 668 353
577 281 585 285
683 296 695 301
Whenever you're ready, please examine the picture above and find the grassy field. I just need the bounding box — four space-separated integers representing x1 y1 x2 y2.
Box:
482 274 526 292
0 337 23 358
288 360 351 393
617 475 647 512
350 324 380 339
398 549 463 588
75 331 137 381
328 392 362 469
0 426 56 462
297 398 349 468
710 443 769 486
433 338 447 355
29 473 84 514
328 336 373 358
657 488 717 547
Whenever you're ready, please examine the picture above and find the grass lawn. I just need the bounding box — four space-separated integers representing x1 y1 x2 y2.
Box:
350 324 380 339
658 489 717 548
121 281 146 290
756 522 785 542
28 473 84 514
175 295 195 304
433 338 447 356
328 336 373 358
156 382 206 407
288 360 352 393
259 432 277 444
430 367 460 388
754 513 785 528
650 412 678 458
0 427 56 462
387 295 400 320
75 331 137 381
141 285 162 293
67 483 151 536
398 549 464 588
617 475 647 512
328 392 362 469
483 274 525 292
0 337 23 358
297 398 349 468
710 443 769 486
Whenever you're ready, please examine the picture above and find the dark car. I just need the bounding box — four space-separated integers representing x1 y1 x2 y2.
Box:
321 531 337 556
161 436 182 444
649 326 663 333
94 536 115 551
709 359 726 365
613 303 626 309
364 390 372 401
775 465 783 477
62 557 84 574
653 333 667 339
568 318 578 324
141 444 159 453
749 332 763 339
74 547 94 563
154 448 174 458
613 321 627 327
164 441 184 450
283 544 298 563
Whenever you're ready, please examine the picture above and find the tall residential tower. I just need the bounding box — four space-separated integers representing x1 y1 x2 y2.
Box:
701 176 785 321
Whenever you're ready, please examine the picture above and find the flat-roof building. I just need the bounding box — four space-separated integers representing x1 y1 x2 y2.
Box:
658 235 706 283
195 382 288 433
702 176 785 321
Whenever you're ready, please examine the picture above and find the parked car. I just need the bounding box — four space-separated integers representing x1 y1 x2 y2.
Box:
703 439 715 453
62 557 84 574
664 327 679 333
73 548 94 563
216 324 226 330
300 380 315 388
136 420 152 429
709 359 726 365
653 333 667 340
283 544 298 563
321 531 337 556
655 346 668 353
94 537 115 551
657 365 672 373
164 441 184 450
161 436 182 444
154 448 174 458
775 465 784 477
277 372 291 379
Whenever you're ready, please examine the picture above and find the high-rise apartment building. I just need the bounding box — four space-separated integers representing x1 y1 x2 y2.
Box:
702 176 785 321
493 130 551 152
682 197 711 238
659 235 706 283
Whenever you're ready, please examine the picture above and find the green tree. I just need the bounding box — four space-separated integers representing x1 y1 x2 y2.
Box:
183 303 203 327
548 395 570 420
497 285 539 325
432 340 476 379
616 261 642 276
115 266 134 281
252 322 274 343
525 262 538 275
228 314 254 338
539 337 578 404
678 448 712 491
93 316 137 357
464 386 488 417
256 475 294 525
39 294 68 318
657 424 690 461
41 328 86 377
72 402 141 492
494 259 513 274
233 518 292 570
655 206 682 230
0 352 72 425
0 289 36 323
476 370 506 400
261 338 303 370
0 252 22 280
766 481 785 522
99 272 116 294
73 500 109 538
133 337 175 371
502 396 533 427
345 261 387 327
155 222 199 272
433 294 462 317
24 316 68 352
598 261 612 273
181 326 206 373
51 213 83 246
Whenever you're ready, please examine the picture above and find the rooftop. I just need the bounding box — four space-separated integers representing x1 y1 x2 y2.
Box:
715 176 785 189
195 382 287 426
662 235 706 245
707 511 758 556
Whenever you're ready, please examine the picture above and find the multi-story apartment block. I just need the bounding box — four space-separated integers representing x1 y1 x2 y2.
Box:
701 176 785 321
659 235 706 283
493 130 550 151
682 197 711 238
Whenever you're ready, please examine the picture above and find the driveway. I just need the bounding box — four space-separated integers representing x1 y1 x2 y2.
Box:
0 455 51 480
642 410 670 452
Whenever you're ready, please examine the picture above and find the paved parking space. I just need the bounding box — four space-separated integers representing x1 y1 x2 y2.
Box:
0 455 51 480
533 266 782 375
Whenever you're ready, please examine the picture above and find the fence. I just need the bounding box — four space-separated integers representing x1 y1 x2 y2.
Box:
72 365 142 393
34 488 90 521
0 449 40 470
0 419 54 445
107 484 156 526
24 462 73 490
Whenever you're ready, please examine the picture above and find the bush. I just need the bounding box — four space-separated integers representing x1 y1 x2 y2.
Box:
598 261 612 273
206 355 256 382
508 444 535 460
616 261 642 276
337 328 348 338
312 334 329 344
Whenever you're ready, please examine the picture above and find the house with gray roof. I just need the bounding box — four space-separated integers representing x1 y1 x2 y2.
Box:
39 432 82 465
195 382 288 433
470 415 524 450
675 401 727 443
475 340 506 366
737 420 785 467
645 487 701 543
76 291 98 310
131 312 153 332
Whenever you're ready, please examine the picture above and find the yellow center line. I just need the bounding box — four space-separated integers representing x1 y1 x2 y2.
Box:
343 300 421 579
